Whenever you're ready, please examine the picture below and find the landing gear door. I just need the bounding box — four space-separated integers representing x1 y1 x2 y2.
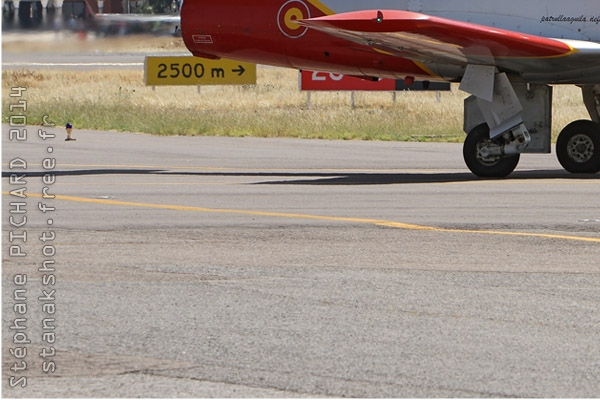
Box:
464 84 552 154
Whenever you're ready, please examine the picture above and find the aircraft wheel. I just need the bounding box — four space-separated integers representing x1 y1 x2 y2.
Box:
556 120 600 174
463 124 520 178
18 0 42 28
3 1 15 23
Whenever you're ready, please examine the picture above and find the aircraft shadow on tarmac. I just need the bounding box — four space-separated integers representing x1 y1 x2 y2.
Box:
4 169 598 185
2 169 163 177
251 170 600 185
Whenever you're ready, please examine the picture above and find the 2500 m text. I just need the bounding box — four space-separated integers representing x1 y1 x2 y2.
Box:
157 63 205 79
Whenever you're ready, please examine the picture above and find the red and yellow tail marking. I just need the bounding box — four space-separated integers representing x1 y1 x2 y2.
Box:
306 0 335 16
278 0 335 38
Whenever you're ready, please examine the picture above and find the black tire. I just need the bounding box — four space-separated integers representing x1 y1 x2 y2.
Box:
18 1 42 28
463 124 520 178
3 1 15 23
556 120 600 174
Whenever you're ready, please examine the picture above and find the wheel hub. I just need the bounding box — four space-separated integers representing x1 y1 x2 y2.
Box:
567 134 595 163
476 139 504 165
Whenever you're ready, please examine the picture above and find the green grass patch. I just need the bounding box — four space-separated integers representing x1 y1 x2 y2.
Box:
2 68 589 142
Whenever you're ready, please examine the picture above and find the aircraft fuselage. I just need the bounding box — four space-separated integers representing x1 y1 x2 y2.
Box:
182 0 600 83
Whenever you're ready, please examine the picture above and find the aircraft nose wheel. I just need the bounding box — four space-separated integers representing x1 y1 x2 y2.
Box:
463 124 520 178
556 120 600 174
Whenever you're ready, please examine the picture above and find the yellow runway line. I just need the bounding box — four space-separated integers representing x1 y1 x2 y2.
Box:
4 192 600 243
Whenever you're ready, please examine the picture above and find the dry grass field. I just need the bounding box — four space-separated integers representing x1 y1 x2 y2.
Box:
1 34 591 141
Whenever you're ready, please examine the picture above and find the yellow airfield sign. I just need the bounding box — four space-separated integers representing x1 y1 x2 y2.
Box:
145 56 256 86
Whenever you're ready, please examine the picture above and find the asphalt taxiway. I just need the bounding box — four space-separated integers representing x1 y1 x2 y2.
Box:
3 126 600 397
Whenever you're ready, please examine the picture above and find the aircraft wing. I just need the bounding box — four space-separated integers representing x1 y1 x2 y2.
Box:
92 13 180 36
298 10 600 84
94 13 180 24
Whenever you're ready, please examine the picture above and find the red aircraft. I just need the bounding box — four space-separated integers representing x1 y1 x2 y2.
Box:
181 0 600 177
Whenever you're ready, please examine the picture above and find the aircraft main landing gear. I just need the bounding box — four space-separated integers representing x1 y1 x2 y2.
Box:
463 123 521 178
556 120 600 174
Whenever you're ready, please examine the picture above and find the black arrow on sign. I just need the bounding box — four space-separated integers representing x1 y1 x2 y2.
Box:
232 65 246 76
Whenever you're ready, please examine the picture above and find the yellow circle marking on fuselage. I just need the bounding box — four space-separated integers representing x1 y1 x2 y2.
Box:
285 7 304 31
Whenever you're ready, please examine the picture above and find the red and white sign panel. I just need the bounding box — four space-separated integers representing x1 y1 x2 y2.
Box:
300 70 395 91
300 70 451 91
